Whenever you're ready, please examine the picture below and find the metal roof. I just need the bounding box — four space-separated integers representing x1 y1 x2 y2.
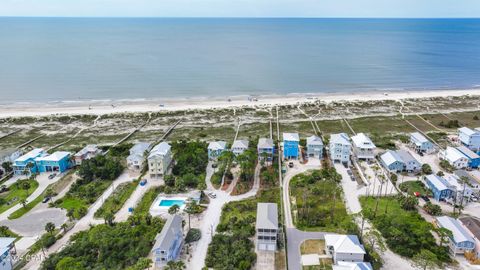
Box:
456 145 480 160
325 234 366 254
330 133 351 146
256 203 278 230
35 151 70 162
283 133 300 142
351 133 375 149
437 216 474 244
443 147 468 163
148 142 171 158
152 215 183 251
15 148 45 162
258 138 274 149
410 132 430 144
208 141 227 151
380 150 402 166
232 140 249 149
425 174 451 191
307 135 323 146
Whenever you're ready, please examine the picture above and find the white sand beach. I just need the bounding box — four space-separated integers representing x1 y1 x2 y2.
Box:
1 88 480 118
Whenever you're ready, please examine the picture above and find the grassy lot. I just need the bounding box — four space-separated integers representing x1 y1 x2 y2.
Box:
360 196 451 264
0 179 39 214
290 169 357 233
399 180 431 196
94 181 137 219
405 116 439 133
168 124 236 142
448 110 480 127
315 120 350 136
133 186 162 215
236 122 271 140
300 240 325 255
279 121 318 137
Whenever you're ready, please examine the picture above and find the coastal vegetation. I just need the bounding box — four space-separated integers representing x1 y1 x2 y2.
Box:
169 140 208 191
40 214 164 270
232 142 258 195
360 196 451 266
54 155 123 218
290 168 357 233
94 181 138 219
133 186 163 215
0 178 38 214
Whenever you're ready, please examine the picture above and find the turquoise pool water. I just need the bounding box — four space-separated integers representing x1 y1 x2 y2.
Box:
159 199 185 207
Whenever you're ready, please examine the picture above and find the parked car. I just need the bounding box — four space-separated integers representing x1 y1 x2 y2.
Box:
42 197 51 203
420 195 430 202
208 192 217 199
413 192 421 197
212 163 218 168
140 179 147 186
288 162 294 168
48 173 57 180
347 169 353 175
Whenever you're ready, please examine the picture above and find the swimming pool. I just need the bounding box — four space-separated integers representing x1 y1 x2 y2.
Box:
159 199 185 207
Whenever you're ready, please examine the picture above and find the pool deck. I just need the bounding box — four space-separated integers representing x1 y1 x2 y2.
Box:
149 195 190 217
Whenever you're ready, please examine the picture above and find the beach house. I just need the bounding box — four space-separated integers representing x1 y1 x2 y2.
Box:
231 140 249 156
148 142 172 178
256 203 278 251
460 216 480 257
306 135 323 159
283 133 300 160
325 234 366 264
410 132 434 154
0 237 16 270
329 133 351 165
151 215 183 268
458 127 480 153
435 216 475 254
73 145 101 165
397 150 421 172
35 151 71 173
126 142 151 171
456 145 480 168
351 133 376 160
13 148 45 176
379 150 404 172
445 175 474 205
425 174 453 201
454 170 480 191
0 149 21 164
439 147 469 169
208 141 227 160
257 138 274 162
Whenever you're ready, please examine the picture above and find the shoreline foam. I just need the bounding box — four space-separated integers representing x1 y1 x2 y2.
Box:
1 88 480 118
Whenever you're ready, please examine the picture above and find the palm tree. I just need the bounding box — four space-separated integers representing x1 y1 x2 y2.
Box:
45 222 55 234
61 223 68 233
184 201 198 230
22 181 31 196
168 204 180 215
459 176 470 214
104 212 115 226
67 208 75 221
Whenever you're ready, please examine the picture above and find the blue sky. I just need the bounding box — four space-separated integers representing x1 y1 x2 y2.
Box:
1 0 480 17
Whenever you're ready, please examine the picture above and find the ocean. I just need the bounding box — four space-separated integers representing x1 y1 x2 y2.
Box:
0 18 479 103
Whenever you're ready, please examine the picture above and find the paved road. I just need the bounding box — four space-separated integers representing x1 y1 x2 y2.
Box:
286 228 326 270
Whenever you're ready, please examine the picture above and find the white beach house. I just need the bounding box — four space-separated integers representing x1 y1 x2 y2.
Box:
208 141 227 160
126 142 151 171
231 139 249 156
73 144 101 165
256 203 278 251
148 142 172 178
258 138 274 162
439 146 469 169
410 132 434 154
458 127 480 153
329 133 351 165
306 135 323 159
351 133 376 160
325 234 366 264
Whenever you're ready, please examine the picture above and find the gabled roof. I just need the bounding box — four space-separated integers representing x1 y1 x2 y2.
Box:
330 133 351 146
208 141 227 151
456 145 480 160
232 140 249 149
325 234 366 254
152 215 183 251
148 142 171 158
410 132 430 144
15 148 45 162
397 150 420 164
307 135 323 146
443 147 468 163
459 127 480 136
380 150 402 166
333 262 373 270
130 142 151 155
351 133 375 149
425 174 451 191
74 145 99 157
35 151 70 162
0 237 15 258
256 203 278 230
258 138 274 149
283 133 299 142
437 216 474 244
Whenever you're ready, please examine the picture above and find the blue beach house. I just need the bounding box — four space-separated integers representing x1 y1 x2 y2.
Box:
379 150 404 172
456 146 480 169
425 174 453 201
13 148 46 176
258 138 275 162
35 151 71 173
283 133 300 160
208 141 227 160
152 215 183 267
458 127 480 153
436 216 475 254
